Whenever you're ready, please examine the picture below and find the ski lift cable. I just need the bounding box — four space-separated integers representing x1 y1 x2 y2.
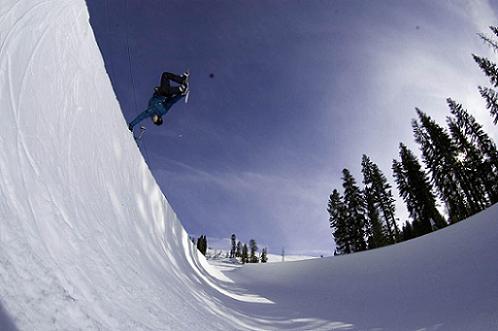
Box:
125 0 139 116
124 1 153 167
103 0 117 80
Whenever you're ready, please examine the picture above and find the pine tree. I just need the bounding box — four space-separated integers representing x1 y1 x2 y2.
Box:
241 244 249 263
328 189 352 254
478 26 498 52
393 143 447 233
361 155 399 245
373 166 400 242
364 186 386 249
230 234 237 258
249 239 259 263
202 236 207 256
447 113 490 211
413 109 470 222
447 120 488 212
401 221 414 241
196 236 202 253
473 54 498 87
236 241 242 258
342 169 367 252
478 87 498 124
196 235 208 256
447 98 498 204
361 156 388 248
412 219 434 237
260 248 268 263
473 26 498 124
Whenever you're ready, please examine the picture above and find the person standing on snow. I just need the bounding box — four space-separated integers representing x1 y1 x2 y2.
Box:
128 71 189 131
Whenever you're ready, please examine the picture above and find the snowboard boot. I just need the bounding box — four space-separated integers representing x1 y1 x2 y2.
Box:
180 71 189 85
179 84 189 96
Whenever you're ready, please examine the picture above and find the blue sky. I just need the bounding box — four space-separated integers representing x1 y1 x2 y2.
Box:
86 0 498 255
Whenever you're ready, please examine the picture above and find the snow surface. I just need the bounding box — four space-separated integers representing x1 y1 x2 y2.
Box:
1 1 498 330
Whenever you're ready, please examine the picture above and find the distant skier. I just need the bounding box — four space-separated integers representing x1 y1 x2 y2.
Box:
128 71 189 131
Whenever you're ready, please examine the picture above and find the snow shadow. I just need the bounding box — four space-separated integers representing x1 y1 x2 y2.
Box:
0 302 18 331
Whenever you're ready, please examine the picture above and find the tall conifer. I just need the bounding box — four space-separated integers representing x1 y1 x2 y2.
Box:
447 98 498 204
364 186 387 249
474 26 498 124
249 239 259 263
447 117 489 211
260 248 268 263
230 234 237 258
342 169 367 252
361 155 399 243
241 244 249 263
236 241 242 258
473 55 498 87
413 109 470 222
393 143 446 233
478 87 498 124
328 189 351 255
401 221 414 241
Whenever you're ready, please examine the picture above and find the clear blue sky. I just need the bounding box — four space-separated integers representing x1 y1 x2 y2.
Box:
86 0 498 255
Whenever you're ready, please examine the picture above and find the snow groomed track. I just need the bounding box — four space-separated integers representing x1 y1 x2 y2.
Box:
1 1 498 330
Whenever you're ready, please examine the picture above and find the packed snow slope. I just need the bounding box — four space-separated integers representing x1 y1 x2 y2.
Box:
1 1 498 330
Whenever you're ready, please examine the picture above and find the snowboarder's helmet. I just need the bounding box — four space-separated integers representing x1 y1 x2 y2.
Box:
152 114 163 126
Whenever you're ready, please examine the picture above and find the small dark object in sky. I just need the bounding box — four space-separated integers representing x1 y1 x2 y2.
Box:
209 73 214 78
416 25 420 30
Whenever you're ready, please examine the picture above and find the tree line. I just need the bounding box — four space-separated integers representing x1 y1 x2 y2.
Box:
230 234 268 263
328 26 498 255
192 234 268 263
193 235 208 256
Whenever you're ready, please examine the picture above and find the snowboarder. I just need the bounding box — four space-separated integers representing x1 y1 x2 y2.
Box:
128 71 189 131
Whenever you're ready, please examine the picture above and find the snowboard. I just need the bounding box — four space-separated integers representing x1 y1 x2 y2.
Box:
184 70 190 103
133 126 146 143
